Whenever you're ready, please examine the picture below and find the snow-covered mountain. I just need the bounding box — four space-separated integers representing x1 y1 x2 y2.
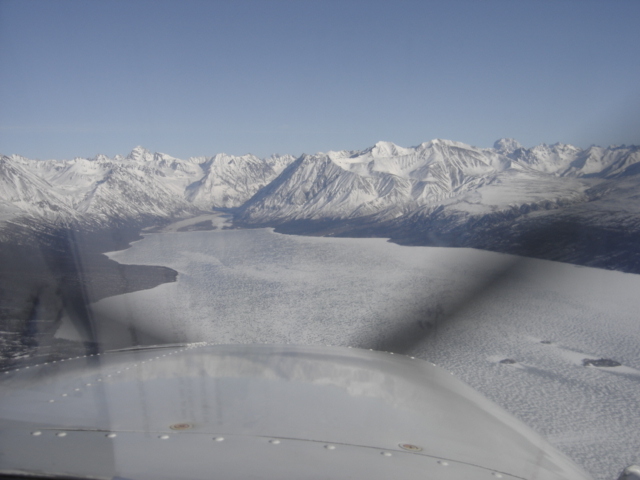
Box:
232 138 639 273
237 138 639 226
2 140 639 228
0 155 79 223
2 139 640 272
0 147 296 228
502 142 640 178
185 153 295 210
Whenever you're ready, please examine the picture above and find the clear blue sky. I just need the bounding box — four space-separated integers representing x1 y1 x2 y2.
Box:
1 0 639 159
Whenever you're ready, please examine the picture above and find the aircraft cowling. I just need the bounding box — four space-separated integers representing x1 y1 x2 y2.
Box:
0 343 592 480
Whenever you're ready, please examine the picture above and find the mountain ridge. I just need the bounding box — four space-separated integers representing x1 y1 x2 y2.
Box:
2 138 640 273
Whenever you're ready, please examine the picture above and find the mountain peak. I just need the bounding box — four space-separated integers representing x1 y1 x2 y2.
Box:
430 138 453 145
371 141 399 155
367 140 416 158
126 146 153 162
493 138 523 154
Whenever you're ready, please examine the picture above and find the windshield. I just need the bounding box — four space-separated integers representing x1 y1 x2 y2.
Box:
1 2 639 480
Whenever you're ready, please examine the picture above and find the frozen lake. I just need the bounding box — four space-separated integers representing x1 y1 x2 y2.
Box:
87 227 640 479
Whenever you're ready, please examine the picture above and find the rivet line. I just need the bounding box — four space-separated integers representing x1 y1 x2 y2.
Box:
26 429 463 464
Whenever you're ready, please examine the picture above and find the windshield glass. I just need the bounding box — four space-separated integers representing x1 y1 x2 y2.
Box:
1 2 639 480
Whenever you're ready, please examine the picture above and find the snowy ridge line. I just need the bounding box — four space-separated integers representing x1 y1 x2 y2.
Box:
236 139 640 225
1 138 638 228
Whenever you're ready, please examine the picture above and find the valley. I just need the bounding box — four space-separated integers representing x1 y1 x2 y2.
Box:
2 138 640 273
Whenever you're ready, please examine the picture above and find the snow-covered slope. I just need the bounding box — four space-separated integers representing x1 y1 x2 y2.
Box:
185 153 295 209
238 138 640 226
0 156 78 223
238 140 514 224
503 141 640 178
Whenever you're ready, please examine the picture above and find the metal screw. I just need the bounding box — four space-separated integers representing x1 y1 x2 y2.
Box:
170 423 193 430
399 443 422 452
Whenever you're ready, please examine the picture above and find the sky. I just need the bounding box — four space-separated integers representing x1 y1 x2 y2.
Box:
1 0 639 160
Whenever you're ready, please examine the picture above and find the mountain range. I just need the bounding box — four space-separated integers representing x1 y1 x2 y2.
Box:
2 139 640 272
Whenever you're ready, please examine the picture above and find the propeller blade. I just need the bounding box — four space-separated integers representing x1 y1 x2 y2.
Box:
361 253 526 355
